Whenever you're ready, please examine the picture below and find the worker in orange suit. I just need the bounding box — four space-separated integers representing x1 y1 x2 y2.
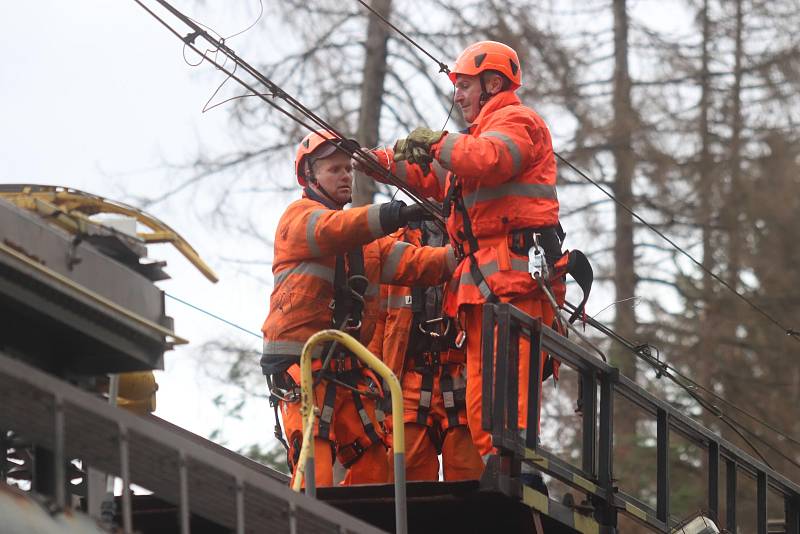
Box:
370 219 483 482
261 130 457 488
358 42 568 478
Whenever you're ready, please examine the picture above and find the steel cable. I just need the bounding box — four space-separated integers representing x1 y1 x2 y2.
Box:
352 0 799 344
134 0 445 228
563 301 800 469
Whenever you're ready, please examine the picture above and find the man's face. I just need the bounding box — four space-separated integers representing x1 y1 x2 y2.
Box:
454 73 505 123
311 151 353 206
454 74 484 123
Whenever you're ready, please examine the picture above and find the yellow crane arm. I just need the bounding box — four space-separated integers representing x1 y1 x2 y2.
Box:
0 184 218 283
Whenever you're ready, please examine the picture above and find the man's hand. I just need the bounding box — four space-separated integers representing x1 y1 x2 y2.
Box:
398 203 435 225
407 127 447 149
393 127 447 173
379 200 436 233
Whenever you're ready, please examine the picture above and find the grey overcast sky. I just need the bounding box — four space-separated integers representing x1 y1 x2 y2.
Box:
1 0 289 451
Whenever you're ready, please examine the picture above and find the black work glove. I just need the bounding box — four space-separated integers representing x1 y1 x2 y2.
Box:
399 203 434 225
379 201 435 234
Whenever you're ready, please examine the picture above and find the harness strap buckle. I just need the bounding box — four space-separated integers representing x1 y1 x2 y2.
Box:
454 329 467 349
267 374 300 404
344 319 362 331
338 439 366 468
417 316 451 339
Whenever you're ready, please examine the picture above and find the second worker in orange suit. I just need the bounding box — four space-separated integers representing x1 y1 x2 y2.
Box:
369 218 483 482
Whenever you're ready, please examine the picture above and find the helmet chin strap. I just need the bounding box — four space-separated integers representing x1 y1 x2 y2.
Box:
478 72 492 107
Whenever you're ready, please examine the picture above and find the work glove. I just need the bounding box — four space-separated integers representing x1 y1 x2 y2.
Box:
393 127 447 174
399 203 435 225
379 200 435 234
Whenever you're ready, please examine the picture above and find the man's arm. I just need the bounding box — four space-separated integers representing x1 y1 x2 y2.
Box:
378 236 457 287
279 200 430 261
358 148 448 202
432 114 541 186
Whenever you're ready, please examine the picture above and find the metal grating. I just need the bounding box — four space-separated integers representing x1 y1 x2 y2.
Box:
0 351 386 534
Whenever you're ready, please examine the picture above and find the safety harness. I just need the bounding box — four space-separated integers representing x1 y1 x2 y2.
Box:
316 246 387 467
396 221 469 447
443 171 593 323
268 188 385 467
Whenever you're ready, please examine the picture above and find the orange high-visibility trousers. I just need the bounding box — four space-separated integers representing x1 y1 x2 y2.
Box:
463 297 555 457
386 363 483 482
388 423 483 482
280 366 388 487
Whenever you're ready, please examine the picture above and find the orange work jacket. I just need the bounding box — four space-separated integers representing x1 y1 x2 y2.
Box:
385 91 561 315
370 225 464 379
261 193 457 375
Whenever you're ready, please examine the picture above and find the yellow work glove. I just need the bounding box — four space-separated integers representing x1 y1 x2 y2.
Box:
393 127 446 173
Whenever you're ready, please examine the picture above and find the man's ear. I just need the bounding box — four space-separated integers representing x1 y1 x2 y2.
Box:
488 73 505 95
304 161 316 183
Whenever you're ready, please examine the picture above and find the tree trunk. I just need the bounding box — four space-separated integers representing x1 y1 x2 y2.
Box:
351 0 392 207
609 0 639 479
726 0 744 285
611 0 637 379
698 0 714 311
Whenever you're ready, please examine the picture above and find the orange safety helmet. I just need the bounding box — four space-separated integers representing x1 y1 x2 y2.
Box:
295 130 360 187
448 41 522 90
295 130 339 187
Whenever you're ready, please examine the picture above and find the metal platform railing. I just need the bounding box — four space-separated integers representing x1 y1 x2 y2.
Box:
293 329 407 534
480 302 800 533
0 351 385 534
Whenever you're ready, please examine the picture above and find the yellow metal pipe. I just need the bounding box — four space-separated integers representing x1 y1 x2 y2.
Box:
290 329 407 534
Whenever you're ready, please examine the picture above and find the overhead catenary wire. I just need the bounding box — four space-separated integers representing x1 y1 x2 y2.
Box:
563 301 800 470
555 155 800 345
573 302 800 450
166 293 261 339
352 0 799 345
348 0 800 467
132 0 446 229
136 0 800 471
354 0 450 75
355 0 800 466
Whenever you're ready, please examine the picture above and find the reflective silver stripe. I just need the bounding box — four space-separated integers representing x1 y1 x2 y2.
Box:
381 241 413 283
443 391 455 409
419 390 432 408
395 161 408 182
367 204 383 238
382 294 412 309
273 261 334 287
358 407 372 427
431 160 448 190
481 130 523 176
306 209 326 257
262 340 323 358
438 132 464 170
445 246 458 273
459 258 529 289
462 182 558 209
475 269 494 299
